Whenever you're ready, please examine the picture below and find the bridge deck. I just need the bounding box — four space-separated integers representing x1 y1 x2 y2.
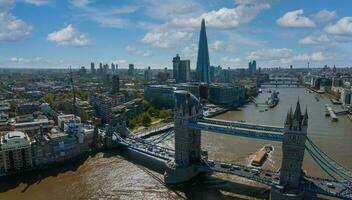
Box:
201 118 284 133
198 161 352 200
189 122 284 142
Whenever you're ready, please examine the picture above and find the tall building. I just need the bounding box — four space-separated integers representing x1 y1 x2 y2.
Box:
111 63 116 71
128 64 134 77
112 75 120 93
173 54 180 80
196 19 210 83
99 62 103 75
173 54 190 83
144 66 151 81
90 62 95 74
248 60 257 74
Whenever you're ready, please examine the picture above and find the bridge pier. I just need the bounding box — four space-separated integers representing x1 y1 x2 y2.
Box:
164 91 204 184
270 100 308 200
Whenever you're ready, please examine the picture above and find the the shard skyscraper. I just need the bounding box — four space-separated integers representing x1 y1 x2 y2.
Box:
196 19 210 83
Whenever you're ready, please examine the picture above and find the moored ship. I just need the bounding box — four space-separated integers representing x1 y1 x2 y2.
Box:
267 91 279 108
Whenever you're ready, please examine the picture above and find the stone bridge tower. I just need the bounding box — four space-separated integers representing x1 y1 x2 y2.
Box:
271 100 308 200
164 90 203 184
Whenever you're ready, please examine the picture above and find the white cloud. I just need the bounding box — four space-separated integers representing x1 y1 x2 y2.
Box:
47 24 91 47
172 4 270 29
235 0 279 5
143 0 204 20
141 24 193 48
125 45 151 57
112 59 127 65
313 9 336 22
221 56 241 63
325 17 352 35
277 9 315 28
293 52 325 62
24 0 49 6
299 34 330 45
246 48 292 60
182 43 197 58
69 0 90 9
0 0 32 41
69 0 138 28
210 40 224 51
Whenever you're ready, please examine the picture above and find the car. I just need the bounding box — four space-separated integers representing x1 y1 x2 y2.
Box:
251 169 260 175
244 168 250 172
265 173 272 177
326 182 335 189
220 163 231 168
208 160 215 167
230 165 241 171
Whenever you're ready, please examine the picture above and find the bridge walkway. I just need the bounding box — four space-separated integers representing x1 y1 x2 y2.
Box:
189 121 283 142
200 118 284 132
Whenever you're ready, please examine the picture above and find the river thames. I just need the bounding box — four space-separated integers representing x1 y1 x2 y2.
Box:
0 87 351 200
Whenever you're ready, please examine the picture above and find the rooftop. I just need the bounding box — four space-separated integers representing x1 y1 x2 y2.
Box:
5 131 26 140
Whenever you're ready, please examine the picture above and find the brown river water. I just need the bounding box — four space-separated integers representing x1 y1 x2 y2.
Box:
0 87 351 200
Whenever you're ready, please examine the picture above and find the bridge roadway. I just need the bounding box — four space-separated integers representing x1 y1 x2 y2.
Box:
134 123 174 139
198 161 352 200
200 118 284 133
189 121 284 142
113 133 351 199
113 132 174 161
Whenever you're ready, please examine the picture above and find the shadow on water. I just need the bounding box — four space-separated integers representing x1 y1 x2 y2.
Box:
0 154 88 194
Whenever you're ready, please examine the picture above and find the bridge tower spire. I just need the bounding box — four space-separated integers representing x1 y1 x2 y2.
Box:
164 91 203 184
271 100 308 200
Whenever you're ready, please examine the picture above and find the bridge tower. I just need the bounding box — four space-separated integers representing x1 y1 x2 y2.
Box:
164 91 203 184
271 100 308 200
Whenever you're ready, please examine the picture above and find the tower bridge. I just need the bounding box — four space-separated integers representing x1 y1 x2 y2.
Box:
111 90 352 200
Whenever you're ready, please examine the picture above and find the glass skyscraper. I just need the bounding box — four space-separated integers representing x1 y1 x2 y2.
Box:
196 19 210 84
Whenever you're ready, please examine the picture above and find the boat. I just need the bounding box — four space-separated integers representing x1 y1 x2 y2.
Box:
331 99 342 105
251 145 273 167
267 91 279 108
348 115 352 122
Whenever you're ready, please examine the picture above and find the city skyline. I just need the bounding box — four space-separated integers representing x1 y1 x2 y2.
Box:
1 0 352 69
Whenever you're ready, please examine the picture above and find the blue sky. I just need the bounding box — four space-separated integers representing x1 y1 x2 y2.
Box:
0 0 352 69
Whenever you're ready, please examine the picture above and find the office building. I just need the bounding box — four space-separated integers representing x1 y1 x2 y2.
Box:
173 54 190 83
144 66 151 81
0 131 33 174
90 62 95 74
208 84 245 106
248 60 257 74
128 64 135 77
112 75 120 93
144 85 176 108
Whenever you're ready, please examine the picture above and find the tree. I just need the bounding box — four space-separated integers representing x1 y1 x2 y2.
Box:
142 113 152 127
42 93 55 105
128 118 138 129
159 109 173 119
148 106 160 117
143 100 152 112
